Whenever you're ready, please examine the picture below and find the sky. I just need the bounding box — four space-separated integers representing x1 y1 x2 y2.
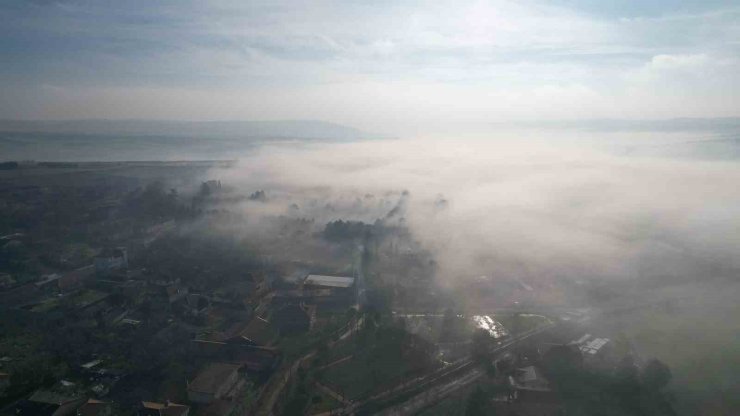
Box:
1 0 739 134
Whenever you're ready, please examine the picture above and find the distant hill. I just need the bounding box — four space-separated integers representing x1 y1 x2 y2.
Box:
494 117 740 133
0 119 387 162
490 118 740 160
0 119 380 141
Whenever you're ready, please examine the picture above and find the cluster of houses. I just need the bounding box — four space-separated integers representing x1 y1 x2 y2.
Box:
0 253 359 416
177 272 357 415
5 390 190 416
180 272 357 415
0 245 128 309
496 332 615 415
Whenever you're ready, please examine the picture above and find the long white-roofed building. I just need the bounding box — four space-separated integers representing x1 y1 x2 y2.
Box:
304 274 355 288
301 274 356 306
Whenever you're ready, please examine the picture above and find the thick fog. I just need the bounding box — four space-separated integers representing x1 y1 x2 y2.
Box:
217 133 740 285
213 132 740 410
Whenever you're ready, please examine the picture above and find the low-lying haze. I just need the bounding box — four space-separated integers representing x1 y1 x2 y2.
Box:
211 131 740 413
219 134 740 284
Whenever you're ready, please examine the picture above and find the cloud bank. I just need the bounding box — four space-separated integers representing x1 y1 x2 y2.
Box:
217 134 740 284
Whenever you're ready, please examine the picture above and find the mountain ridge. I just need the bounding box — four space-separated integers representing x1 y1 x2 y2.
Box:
0 119 383 141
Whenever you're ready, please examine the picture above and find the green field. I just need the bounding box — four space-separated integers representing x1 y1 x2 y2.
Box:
305 389 342 415
320 350 417 400
416 384 473 416
317 336 357 365
29 297 61 313
318 327 437 400
494 313 551 334
596 281 740 416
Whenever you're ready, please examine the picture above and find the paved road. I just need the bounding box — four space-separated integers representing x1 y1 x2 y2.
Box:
377 368 484 416
348 321 557 416
253 315 364 416
354 243 367 309
253 242 368 416
316 381 352 406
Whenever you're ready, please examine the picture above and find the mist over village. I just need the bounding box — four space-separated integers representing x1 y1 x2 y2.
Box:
1 1 740 416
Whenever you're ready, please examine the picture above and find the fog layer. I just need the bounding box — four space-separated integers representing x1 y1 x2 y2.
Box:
215 132 740 413
220 134 740 284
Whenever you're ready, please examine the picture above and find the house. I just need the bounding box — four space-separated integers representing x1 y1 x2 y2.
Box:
94 248 128 274
303 274 355 289
508 366 560 404
8 389 86 416
248 273 272 299
59 266 95 293
0 282 39 307
301 274 356 305
510 366 551 392
149 278 188 304
228 346 280 373
80 359 103 372
6 400 61 416
189 338 280 373
503 366 564 414
117 279 147 304
184 294 210 316
101 306 129 326
0 273 15 290
31 271 99 309
165 284 188 303
0 371 9 393
197 399 236 416
77 399 112 416
146 220 176 239
192 320 282 372
186 363 242 404
86 201 119 222
471 315 509 339
188 318 280 373
579 337 610 356
71 290 112 318
570 334 613 365
200 180 222 195
0 232 25 242
35 273 62 293
138 401 190 416
224 316 278 347
142 220 176 246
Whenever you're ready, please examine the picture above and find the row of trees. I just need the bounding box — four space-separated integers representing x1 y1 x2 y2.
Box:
537 345 675 415
322 219 373 242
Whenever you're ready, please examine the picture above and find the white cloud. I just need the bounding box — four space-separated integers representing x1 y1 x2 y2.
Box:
1 0 738 126
649 53 709 70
